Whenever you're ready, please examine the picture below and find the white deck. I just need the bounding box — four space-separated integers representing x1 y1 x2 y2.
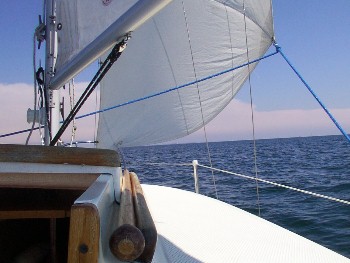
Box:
142 184 349 263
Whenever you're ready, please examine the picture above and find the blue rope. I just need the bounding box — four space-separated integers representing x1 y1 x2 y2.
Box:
0 127 40 138
0 51 277 139
275 44 350 144
76 50 279 120
3 46 349 145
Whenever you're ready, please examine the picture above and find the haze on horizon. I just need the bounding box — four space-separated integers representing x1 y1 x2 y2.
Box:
0 82 349 146
0 1 349 146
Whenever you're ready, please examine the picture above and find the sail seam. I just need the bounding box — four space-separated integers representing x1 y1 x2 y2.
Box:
219 0 274 40
152 18 190 135
223 0 235 97
0 51 278 140
243 0 261 216
181 0 218 199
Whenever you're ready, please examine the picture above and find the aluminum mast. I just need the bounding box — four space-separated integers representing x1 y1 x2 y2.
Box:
49 0 172 90
44 0 60 145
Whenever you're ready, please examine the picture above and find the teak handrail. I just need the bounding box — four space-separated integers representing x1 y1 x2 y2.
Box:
109 170 145 261
130 172 157 263
109 170 157 263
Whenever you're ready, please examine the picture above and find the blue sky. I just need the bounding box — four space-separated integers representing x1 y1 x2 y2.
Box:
0 1 349 144
242 0 350 111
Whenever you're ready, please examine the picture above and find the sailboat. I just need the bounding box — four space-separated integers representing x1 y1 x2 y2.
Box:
0 0 349 262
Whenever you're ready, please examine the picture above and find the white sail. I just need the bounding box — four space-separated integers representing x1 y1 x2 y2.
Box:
54 0 171 89
56 0 136 71
95 0 274 148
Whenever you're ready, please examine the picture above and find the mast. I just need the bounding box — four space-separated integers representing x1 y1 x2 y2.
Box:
49 0 172 90
43 0 172 145
44 0 60 145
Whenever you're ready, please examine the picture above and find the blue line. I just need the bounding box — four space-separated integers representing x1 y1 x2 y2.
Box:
0 50 278 138
0 127 39 138
77 50 279 119
275 44 350 144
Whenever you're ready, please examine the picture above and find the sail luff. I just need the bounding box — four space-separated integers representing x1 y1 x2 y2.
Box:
50 0 172 90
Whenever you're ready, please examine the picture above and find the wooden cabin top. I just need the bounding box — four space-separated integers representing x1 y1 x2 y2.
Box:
0 144 121 167
0 144 121 219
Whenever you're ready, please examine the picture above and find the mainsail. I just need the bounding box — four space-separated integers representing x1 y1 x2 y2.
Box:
54 0 171 90
97 0 274 148
56 0 137 71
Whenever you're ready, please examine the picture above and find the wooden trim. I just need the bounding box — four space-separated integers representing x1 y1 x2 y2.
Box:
131 172 157 263
0 173 99 189
68 204 100 263
0 188 81 219
0 144 120 167
109 170 145 261
0 209 70 219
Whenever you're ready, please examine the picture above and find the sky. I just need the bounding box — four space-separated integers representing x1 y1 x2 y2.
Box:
0 1 349 145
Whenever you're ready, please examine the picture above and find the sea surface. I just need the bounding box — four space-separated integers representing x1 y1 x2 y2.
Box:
122 135 350 258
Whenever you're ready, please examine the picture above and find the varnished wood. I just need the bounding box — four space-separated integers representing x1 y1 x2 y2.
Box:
0 188 81 219
68 204 100 263
109 170 145 261
0 173 99 189
0 210 69 219
131 172 157 263
0 144 120 167
109 224 145 262
118 170 136 226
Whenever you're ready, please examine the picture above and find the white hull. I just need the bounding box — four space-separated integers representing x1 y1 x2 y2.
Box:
143 184 350 263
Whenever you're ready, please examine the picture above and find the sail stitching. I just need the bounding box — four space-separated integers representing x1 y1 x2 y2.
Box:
219 0 273 40
223 0 235 97
243 0 261 216
152 19 190 135
0 51 279 140
50 37 129 146
181 0 218 199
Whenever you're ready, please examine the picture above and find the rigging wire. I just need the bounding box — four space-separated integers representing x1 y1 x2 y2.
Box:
152 19 190 135
75 51 278 120
94 60 102 143
181 0 218 199
49 37 129 146
0 51 278 140
69 79 77 147
3 46 350 147
197 163 350 206
223 0 236 97
26 33 39 145
37 70 45 145
243 1 261 216
139 161 350 206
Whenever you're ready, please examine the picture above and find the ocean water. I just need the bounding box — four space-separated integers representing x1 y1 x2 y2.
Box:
122 135 350 258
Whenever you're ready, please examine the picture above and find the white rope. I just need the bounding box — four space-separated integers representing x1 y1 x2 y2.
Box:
69 79 77 147
145 162 192 167
197 163 350 206
136 160 350 206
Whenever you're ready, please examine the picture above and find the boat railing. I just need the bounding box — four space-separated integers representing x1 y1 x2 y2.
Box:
145 160 350 206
